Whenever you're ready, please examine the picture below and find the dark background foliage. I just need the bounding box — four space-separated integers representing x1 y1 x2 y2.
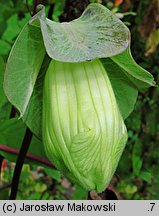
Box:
0 0 159 200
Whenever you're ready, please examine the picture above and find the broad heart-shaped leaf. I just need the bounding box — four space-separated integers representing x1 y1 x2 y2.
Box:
31 3 130 62
0 118 48 166
4 22 46 117
101 47 155 119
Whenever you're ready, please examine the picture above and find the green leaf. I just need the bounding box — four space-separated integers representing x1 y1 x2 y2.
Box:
0 57 11 120
0 1 15 37
101 57 138 119
3 13 31 43
0 40 11 56
0 57 5 95
4 22 46 118
0 118 49 166
133 156 142 176
101 47 155 119
22 55 51 138
132 139 142 176
0 21 7 38
29 135 48 161
31 3 130 62
72 184 88 200
140 171 152 183
111 47 156 90
0 118 26 162
44 168 61 182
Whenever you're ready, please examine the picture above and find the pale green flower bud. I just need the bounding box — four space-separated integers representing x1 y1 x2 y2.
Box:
42 59 128 192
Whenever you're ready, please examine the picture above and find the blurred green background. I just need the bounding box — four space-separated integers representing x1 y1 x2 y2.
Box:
0 0 159 200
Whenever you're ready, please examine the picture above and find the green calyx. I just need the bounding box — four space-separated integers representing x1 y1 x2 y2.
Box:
42 59 128 192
